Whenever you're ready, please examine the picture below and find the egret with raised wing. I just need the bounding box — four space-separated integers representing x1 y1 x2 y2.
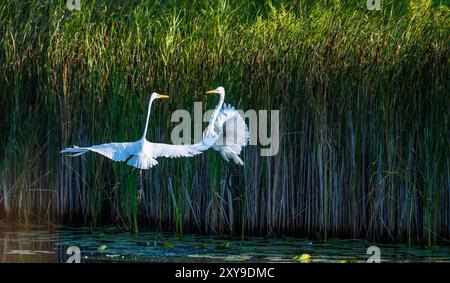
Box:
204 87 249 165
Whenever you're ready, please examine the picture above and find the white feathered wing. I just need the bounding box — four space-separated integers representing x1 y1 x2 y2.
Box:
60 135 216 170
205 103 249 165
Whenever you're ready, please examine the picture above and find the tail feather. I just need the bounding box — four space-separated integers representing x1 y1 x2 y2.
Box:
126 155 158 170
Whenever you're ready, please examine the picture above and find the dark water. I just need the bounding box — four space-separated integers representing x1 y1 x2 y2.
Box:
1 224 449 263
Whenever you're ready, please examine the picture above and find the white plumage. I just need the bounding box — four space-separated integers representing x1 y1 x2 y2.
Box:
204 87 249 165
61 92 215 170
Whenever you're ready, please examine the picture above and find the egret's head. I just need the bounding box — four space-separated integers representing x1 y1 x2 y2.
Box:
206 86 225 96
150 92 169 100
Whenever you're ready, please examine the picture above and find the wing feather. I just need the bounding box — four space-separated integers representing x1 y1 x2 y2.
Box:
205 103 249 165
151 136 215 159
214 104 249 152
61 142 136 162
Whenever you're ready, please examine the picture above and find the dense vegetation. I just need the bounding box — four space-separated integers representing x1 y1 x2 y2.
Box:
0 0 448 244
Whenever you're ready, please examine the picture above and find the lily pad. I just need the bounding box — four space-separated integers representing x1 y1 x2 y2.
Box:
216 242 232 249
162 242 174 249
340 259 359 263
97 245 108 251
293 254 311 263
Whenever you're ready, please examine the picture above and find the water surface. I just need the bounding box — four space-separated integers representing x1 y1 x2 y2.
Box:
1 224 449 263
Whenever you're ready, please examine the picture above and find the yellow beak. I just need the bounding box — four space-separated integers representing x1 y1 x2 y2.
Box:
206 89 220 94
158 94 169 99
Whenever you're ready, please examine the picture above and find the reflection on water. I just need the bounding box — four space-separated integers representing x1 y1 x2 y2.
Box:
0 225 58 263
0 224 449 263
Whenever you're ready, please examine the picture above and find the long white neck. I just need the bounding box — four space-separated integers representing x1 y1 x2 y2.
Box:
207 92 225 133
142 97 155 140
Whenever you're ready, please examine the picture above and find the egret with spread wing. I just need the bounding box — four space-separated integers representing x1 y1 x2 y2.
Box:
204 87 249 165
61 93 215 170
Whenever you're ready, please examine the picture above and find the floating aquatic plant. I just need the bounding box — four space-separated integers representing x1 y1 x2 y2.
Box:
293 254 311 263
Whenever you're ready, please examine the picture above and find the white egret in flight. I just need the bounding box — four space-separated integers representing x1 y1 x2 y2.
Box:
204 87 249 165
61 92 215 170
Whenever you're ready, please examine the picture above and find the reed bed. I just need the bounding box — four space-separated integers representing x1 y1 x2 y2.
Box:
0 0 448 244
